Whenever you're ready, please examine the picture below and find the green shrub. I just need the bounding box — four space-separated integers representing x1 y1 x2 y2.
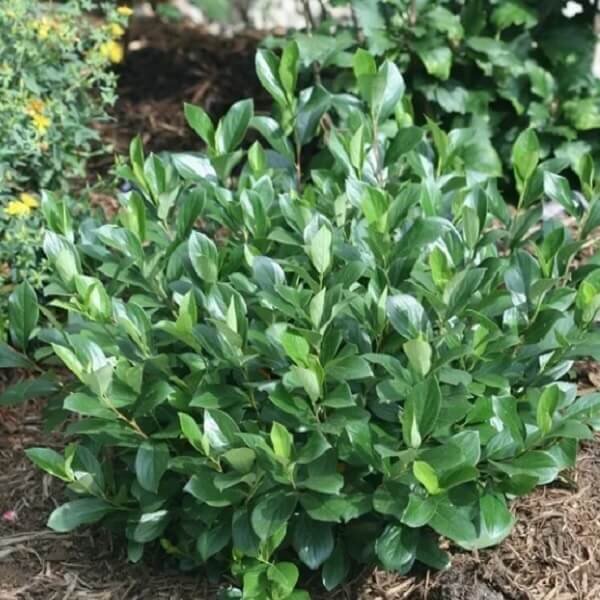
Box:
281 0 600 172
8 46 600 598
0 193 45 338
0 0 128 193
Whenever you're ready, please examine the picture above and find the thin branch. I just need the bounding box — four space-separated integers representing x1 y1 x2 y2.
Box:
301 0 317 30
318 0 328 21
351 5 365 44
409 0 417 26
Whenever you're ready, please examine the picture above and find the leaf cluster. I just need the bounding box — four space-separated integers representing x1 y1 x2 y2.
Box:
277 0 600 174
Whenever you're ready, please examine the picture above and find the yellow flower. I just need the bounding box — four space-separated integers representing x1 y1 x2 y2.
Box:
34 17 59 40
32 112 51 134
109 23 125 38
117 6 133 17
99 40 124 64
19 193 39 209
5 201 31 218
36 18 52 40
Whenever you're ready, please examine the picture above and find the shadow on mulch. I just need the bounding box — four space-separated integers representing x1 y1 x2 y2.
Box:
87 16 270 183
0 397 599 599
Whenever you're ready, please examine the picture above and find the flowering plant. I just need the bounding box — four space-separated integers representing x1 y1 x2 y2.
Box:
0 0 130 194
0 192 45 340
0 0 131 335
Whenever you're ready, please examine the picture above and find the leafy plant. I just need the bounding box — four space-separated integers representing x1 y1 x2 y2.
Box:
8 45 600 598
276 0 600 174
0 193 45 340
0 0 129 194
0 190 97 343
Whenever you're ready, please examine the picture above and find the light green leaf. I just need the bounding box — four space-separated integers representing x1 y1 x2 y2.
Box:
403 338 432 376
512 129 539 183
184 103 215 148
309 225 332 275
215 99 253 154
204 409 240 452
26 447 72 481
188 231 219 283
412 461 441 494
279 41 300 98
416 45 452 80
255 49 287 107
271 422 293 460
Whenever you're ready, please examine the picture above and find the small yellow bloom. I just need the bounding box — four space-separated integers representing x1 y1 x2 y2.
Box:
5 201 31 218
32 113 51 134
117 6 133 17
19 193 39 209
36 18 52 39
99 40 124 64
34 17 59 40
109 23 125 38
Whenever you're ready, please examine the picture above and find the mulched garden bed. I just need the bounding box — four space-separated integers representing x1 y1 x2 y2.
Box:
1 396 599 600
2 13 600 600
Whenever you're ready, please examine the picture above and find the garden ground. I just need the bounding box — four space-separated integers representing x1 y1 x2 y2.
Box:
1 395 599 600
1 15 600 600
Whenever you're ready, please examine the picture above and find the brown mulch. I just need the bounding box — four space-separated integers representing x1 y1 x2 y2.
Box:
1 396 599 600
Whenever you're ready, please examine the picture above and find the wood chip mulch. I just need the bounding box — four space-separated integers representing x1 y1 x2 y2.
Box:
0 396 599 600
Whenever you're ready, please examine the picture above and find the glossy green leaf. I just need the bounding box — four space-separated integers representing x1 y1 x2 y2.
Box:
375 525 417 573
189 231 219 283
512 129 539 183
184 103 215 148
135 442 170 493
48 498 112 532
215 99 254 154
292 513 334 570
251 493 297 541
8 281 39 351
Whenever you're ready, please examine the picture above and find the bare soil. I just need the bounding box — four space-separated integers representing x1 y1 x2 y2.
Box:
89 16 269 182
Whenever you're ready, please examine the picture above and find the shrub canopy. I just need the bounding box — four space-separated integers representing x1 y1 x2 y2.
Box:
6 37 600 600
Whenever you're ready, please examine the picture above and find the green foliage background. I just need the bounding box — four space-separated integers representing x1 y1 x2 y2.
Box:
285 0 600 172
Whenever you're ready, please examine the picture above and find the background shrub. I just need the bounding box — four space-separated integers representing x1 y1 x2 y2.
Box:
0 0 127 194
270 0 600 173
7 45 600 598
0 1 131 338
